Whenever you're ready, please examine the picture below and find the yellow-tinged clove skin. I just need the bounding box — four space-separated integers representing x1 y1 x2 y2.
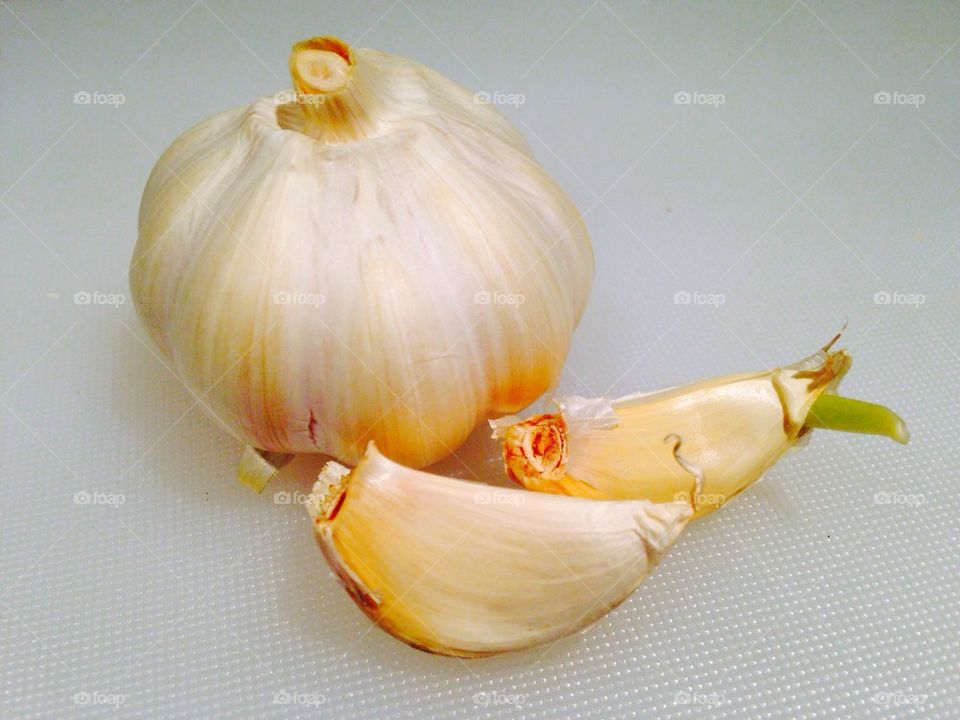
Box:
130 36 593 474
492 343 867 518
306 444 693 657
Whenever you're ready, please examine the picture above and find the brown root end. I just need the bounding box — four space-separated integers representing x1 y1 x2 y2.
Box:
309 462 353 523
499 414 568 488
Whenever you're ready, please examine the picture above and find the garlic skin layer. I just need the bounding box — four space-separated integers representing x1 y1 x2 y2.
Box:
130 37 593 468
492 345 852 518
306 444 692 657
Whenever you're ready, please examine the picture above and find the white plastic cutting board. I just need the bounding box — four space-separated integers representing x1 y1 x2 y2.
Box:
2 2 958 718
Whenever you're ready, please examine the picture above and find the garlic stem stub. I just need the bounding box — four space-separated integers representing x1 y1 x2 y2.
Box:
306 444 693 657
492 339 909 518
130 36 593 474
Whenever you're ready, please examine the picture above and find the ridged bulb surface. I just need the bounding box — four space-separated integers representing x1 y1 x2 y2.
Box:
130 38 593 467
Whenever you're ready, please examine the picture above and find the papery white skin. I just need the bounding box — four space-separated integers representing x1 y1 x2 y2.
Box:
130 38 593 468
307 444 692 657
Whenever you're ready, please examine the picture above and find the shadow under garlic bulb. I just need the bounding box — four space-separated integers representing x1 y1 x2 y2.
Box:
130 37 593 473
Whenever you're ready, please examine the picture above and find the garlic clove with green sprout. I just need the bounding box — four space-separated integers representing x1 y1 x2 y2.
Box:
306 443 695 657
491 335 909 518
130 36 593 478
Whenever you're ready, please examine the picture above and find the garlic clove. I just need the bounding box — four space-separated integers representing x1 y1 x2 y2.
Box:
306 444 693 657
492 337 905 518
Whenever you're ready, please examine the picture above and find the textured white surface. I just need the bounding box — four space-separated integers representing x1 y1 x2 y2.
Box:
2 1 958 718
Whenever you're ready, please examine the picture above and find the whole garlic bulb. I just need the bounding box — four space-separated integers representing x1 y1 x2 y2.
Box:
131 36 593 470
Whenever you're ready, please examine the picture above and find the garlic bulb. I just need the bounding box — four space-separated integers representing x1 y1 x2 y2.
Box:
130 36 593 475
306 444 693 657
492 338 909 517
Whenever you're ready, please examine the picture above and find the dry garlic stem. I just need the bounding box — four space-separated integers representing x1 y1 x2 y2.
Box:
285 37 379 143
493 339 908 518
306 444 693 657
291 38 352 94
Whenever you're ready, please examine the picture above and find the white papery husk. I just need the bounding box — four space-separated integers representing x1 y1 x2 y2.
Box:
131 38 593 470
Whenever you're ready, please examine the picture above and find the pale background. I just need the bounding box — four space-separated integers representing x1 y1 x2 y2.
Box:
2 1 958 718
